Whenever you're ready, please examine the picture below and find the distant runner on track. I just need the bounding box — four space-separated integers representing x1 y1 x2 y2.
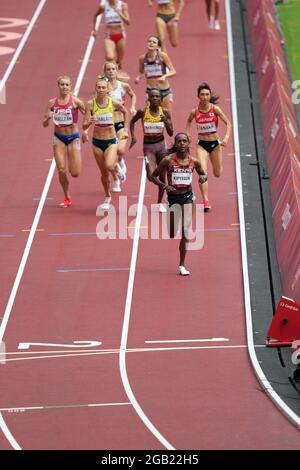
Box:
147 0 185 52
152 132 207 275
185 82 231 212
92 0 130 72
135 35 176 116
43 75 85 208
205 0 221 30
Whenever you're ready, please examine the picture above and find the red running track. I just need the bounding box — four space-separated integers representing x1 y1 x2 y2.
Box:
0 0 299 450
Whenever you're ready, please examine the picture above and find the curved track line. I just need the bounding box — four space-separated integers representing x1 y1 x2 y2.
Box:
0 414 21 450
0 14 102 450
119 163 175 450
225 0 300 429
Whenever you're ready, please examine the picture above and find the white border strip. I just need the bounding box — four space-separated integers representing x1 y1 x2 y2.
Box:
0 15 102 449
0 0 47 96
225 0 300 429
119 163 175 450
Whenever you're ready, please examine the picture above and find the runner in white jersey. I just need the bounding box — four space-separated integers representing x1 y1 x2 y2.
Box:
103 61 136 192
92 0 130 70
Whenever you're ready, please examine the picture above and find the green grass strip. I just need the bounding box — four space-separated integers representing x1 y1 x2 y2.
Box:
277 1 300 82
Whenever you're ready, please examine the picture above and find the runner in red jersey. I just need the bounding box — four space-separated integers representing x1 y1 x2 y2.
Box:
152 133 207 275
185 82 231 212
43 75 85 207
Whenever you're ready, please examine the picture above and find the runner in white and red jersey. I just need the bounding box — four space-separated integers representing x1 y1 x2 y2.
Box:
92 0 130 70
43 75 85 208
152 133 207 275
185 82 231 212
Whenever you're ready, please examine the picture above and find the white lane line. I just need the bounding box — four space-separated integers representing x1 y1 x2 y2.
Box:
4 342 263 356
0 414 21 450
0 402 131 413
0 0 47 97
18 340 102 350
1 344 266 363
119 163 175 450
145 338 229 344
225 0 300 429
0 14 102 451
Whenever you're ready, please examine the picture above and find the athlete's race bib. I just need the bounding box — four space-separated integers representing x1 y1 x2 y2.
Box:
144 121 164 135
197 121 217 134
94 113 114 126
105 4 122 25
144 63 163 78
53 108 73 126
172 171 193 186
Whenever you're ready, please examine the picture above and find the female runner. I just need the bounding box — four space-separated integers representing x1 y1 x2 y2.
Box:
148 0 185 52
185 82 231 211
83 77 128 210
129 88 173 212
92 0 130 70
43 75 85 208
205 0 221 30
152 132 207 275
103 60 136 191
135 35 176 115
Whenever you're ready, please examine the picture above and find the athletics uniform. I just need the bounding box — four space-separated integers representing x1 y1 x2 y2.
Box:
52 96 80 145
166 154 195 206
156 0 176 24
92 96 117 151
195 103 220 153
109 80 126 132
143 103 166 160
144 51 172 100
101 0 125 43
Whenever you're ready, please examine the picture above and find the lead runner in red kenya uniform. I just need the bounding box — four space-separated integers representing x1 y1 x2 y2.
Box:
185 82 231 212
152 133 207 276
